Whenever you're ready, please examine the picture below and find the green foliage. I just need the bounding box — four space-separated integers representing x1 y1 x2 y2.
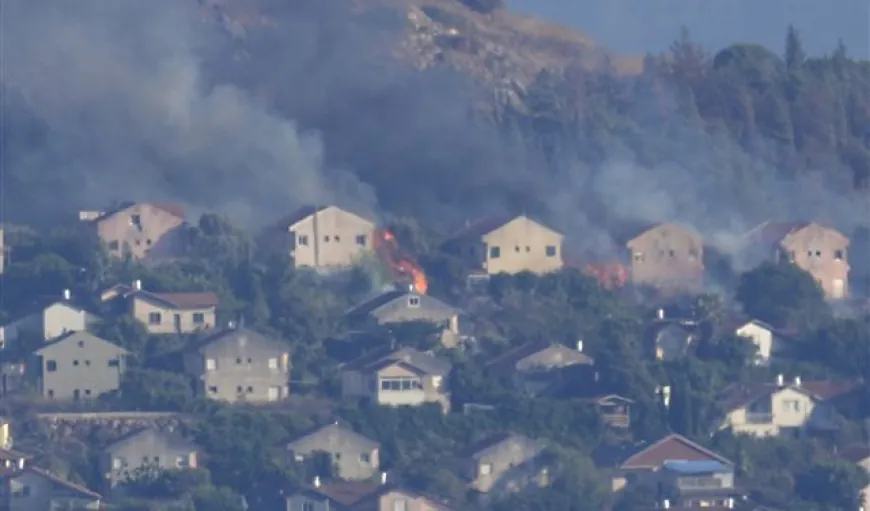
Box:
736 261 829 329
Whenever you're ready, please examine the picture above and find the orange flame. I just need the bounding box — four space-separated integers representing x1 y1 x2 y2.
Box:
372 229 429 295
583 260 629 290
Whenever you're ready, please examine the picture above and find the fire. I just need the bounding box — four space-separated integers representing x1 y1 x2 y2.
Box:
372 229 429 295
583 260 629 290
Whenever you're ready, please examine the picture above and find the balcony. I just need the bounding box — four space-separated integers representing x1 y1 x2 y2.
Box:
745 412 773 424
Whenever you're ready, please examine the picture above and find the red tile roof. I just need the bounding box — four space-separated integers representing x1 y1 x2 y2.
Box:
619 434 732 470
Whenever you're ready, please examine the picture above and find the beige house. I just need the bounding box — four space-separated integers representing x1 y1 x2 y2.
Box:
730 319 784 366
286 479 452 511
715 376 857 437
624 223 704 292
100 428 198 496
459 432 550 494
0 465 102 511
486 341 594 395
263 205 376 271
0 291 100 350
344 289 462 348
742 220 851 299
445 215 564 276
840 445 870 511
286 423 380 481
80 202 187 261
101 281 218 334
340 347 452 412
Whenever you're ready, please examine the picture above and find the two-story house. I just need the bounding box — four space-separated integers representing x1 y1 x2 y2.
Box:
32 331 128 400
0 465 102 510
444 215 565 277
79 201 187 261
101 280 219 334
612 433 734 493
839 445 870 511
286 478 453 511
340 347 452 412
0 290 100 351
741 220 850 299
458 432 550 494
345 288 462 348
262 205 376 272
100 428 199 497
656 460 741 509
485 341 594 396
286 422 380 481
183 327 290 403
715 376 858 437
624 223 705 292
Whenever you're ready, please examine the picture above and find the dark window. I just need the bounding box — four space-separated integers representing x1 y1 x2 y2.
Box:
108 241 120 251
334 235 341 242
47 389 54 398
84 389 91 396
130 214 142 228
236 386 243 393
356 235 367 246
834 249 845 260
208 386 218 394
46 360 57 372
193 313 205 324
73 360 79 366
489 246 501 259
148 312 162 325
108 359 120 368
297 235 309 246
77 341 84 348
246 386 253 393
546 246 557 257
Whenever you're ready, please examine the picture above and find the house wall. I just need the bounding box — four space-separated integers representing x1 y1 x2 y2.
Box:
778 224 850 299
37 340 125 400
289 207 375 270
375 364 427 407
726 387 817 437
289 433 380 481
5 471 100 511
340 369 371 398
193 340 290 403
655 325 693 361
480 217 564 275
470 440 547 493
286 495 329 511
100 435 197 490
2 302 94 348
0 227 4 276
131 297 215 335
370 295 461 348
92 203 185 260
735 322 775 364
626 224 704 291
377 491 439 511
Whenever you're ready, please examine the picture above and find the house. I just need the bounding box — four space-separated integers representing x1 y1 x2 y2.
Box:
612 433 734 492
715 376 858 437
262 205 376 272
582 395 634 429
0 466 102 510
286 478 453 511
340 347 451 412
459 432 550 494
79 201 187 261
31 331 128 400
646 310 702 361
0 419 12 450
101 280 219 334
0 290 100 351
728 319 784 365
182 327 290 403
741 221 850 299
0 449 30 471
655 460 741 509
485 341 594 395
287 422 380 481
345 289 462 348
444 215 564 276
839 444 870 511
624 223 705 292
99 428 199 496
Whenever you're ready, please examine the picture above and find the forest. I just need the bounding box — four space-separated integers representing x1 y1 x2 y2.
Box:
1 5 870 510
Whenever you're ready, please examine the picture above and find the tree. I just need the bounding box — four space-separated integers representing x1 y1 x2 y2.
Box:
784 25 806 71
736 261 829 330
458 0 504 14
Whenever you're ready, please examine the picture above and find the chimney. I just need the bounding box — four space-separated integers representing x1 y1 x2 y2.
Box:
661 499 670 509
227 321 236 329
380 471 387 485
656 308 665 320
793 376 801 387
776 373 785 387
62 289 71 301
133 279 142 291
576 340 583 352
312 476 320 488
16 457 24 470
726 497 735 509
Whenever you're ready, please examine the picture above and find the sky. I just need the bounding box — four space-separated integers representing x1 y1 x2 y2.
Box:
508 0 870 60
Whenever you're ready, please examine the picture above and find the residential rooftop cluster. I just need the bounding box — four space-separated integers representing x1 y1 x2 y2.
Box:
0 201 866 511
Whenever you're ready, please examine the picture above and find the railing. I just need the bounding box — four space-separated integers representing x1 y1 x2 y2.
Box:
745 412 773 424
601 413 630 428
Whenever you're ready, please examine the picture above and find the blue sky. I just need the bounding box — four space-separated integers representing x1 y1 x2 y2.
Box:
507 0 869 59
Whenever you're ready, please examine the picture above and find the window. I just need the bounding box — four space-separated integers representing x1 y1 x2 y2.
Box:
432 376 443 389
514 245 520 252
408 296 420 307
834 249 845 260
112 458 123 470
546 245 557 257
208 386 218 394
380 378 422 391
302 502 315 511
668 249 675 257
360 453 371 463
108 359 120 368
130 214 142 228
206 359 216 371
146 239 152 246
85 360 91 366
236 386 244 394
236 357 243 365
393 500 407 511
356 235 367 246
783 399 801 412
788 251 796 261
47 389 54 398
108 240 120 251
489 246 501 259
479 463 492 476
246 386 253 393
633 251 644 262
14 485 31 498
84 389 91 396
333 452 342 461
46 360 57 372
176 456 189 469
77 341 85 348
148 312 162 325
334 235 341 242
297 235 309 246
323 235 330 242
193 313 205 324
73 360 79 366
268 358 278 369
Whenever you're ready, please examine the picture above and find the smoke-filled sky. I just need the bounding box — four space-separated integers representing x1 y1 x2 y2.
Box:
509 0 870 60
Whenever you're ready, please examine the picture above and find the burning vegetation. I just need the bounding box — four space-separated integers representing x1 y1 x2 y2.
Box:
583 260 629 290
372 228 429 294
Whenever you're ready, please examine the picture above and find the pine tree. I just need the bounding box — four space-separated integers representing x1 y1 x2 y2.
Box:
784 25 806 71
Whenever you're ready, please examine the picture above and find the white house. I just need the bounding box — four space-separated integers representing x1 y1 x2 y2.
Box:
732 319 782 365
0 291 100 351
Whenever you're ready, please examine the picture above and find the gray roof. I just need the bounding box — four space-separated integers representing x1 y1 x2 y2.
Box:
287 422 380 452
461 432 546 460
345 290 459 322
342 347 452 376
33 331 127 357
188 327 287 354
103 427 197 455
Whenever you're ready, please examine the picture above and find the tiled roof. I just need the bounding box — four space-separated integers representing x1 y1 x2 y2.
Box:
304 481 379 506
272 205 374 231
2 467 102 500
287 422 380 452
104 427 197 455
485 341 593 372
342 347 451 376
717 380 860 412
344 290 458 320
744 220 812 246
34 331 128 357
137 291 220 309
460 432 545 460
619 433 732 470
189 327 285 353
447 216 515 241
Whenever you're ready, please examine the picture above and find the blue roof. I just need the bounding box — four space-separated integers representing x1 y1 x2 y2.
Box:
662 459 729 475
